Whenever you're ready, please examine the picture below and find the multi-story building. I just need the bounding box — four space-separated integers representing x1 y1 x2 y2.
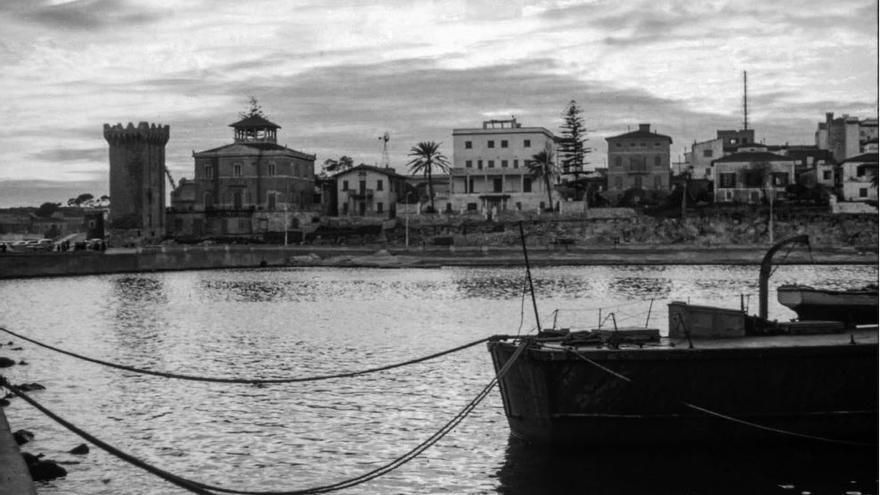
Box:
688 137 724 179
712 145 796 203
334 165 409 217
605 123 672 202
169 114 315 239
448 118 557 213
839 152 878 202
815 113 879 163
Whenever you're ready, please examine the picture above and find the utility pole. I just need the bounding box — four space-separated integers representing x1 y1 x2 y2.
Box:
283 204 288 247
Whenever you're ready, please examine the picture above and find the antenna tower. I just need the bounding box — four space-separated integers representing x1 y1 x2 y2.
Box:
379 132 390 168
743 70 749 131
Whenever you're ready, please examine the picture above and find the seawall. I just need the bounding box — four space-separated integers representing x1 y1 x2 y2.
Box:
0 244 876 280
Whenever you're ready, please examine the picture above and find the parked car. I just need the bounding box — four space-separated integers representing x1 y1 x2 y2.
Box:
33 239 55 251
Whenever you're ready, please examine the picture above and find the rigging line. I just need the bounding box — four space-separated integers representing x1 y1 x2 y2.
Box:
0 326 488 385
0 340 531 495
564 348 875 448
516 276 528 336
0 376 216 495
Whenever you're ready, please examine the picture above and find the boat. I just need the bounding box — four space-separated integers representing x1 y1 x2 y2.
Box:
777 284 878 326
488 235 879 446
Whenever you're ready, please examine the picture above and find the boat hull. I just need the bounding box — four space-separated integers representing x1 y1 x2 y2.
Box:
777 285 879 325
488 332 878 447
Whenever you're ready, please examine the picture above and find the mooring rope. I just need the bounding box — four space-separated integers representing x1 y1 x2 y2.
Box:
564 348 875 447
0 339 529 495
0 326 489 385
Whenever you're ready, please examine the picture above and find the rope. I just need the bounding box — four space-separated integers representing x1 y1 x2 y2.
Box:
564 348 875 447
0 339 530 495
0 326 488 385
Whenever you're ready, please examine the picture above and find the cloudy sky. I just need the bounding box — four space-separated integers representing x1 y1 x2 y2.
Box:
0 0 876 207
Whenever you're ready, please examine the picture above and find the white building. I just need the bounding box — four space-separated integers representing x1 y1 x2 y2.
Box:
448 118 557 213
839 153 878 202
712 145 796 204
333 165 409 217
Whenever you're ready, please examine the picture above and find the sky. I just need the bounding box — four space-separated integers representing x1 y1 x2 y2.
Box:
0 0 877 207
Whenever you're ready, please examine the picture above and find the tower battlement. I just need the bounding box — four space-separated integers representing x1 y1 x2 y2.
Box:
104 121 169 145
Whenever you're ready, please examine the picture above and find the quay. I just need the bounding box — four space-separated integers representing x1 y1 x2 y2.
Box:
0 243 876 279
0 407 37 494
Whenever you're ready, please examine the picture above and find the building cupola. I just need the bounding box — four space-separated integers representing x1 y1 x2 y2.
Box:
229 114 280 144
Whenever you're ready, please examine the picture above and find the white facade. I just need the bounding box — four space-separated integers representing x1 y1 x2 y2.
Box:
334 165 405 217
449 118 558 213
840 153 879 202
712 150 796 204
690 138 724 179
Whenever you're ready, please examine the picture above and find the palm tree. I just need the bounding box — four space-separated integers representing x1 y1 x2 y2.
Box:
527 149 559 211
406 141 450 213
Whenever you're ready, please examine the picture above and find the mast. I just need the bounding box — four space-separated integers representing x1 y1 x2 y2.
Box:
743 70 749 131
758 235 809 321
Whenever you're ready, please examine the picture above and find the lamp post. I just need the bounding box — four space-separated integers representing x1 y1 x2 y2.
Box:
405 192 412 250
283 204 288 247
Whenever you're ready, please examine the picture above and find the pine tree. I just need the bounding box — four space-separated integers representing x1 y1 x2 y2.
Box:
558 100 589 177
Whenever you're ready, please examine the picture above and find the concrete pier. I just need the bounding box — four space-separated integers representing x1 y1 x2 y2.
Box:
0 408 37 494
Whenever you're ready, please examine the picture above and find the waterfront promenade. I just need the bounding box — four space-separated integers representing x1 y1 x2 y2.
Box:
0 243 876 279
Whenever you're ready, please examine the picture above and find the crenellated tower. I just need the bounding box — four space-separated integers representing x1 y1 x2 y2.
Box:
104 121 170 243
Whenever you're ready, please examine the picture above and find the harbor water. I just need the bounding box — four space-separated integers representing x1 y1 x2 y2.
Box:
0 264 877 494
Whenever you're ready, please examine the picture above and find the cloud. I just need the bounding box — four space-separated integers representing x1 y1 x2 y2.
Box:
6 0 166 30
0 179 107 208
29 147 106 162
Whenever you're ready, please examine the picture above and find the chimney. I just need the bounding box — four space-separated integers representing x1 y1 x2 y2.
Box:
638 123 650 132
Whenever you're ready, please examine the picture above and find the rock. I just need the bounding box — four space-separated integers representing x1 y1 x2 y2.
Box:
69 443 89 455
16 383 46 392
13 429 34 446
0 356 15 368
22 453 67 481
18 360 27 365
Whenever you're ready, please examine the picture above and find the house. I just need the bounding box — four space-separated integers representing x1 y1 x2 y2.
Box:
839 152 878 202
712 145 796 203
605 123 672 203
448 117 558 213
815 113 878 163
169 113 316 239
334 165 409 217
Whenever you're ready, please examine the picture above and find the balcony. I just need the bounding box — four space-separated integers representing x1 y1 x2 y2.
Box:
347 189 374 199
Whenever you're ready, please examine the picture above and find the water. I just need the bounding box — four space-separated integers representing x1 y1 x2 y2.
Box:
0 264 877 495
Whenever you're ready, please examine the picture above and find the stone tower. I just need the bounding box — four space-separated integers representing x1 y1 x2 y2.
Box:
103 122 170 243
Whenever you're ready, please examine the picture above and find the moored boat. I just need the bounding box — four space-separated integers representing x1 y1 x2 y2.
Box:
777 284 878 326
488 235 880 447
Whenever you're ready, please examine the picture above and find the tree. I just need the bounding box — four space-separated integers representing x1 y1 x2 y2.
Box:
240 96 265 119
35 202 61 218
558 100 589 178
406 141 450 213
321 156 354 176
67 193 94 207
527 148 558 211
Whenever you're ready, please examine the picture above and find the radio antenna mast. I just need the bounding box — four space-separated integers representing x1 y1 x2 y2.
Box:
379 132 390 168
743 70 749 131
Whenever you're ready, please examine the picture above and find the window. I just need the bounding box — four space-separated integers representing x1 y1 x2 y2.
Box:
654 175 662 189
467 203 478 211
466 160 473 168
823 170 832 180
377 202 384 213
614 156 622 168
859 188 868 198
488 140 495 148
634 176 643 189
703 149 713 158
614 177 623 189
203 192 213 208
377 179 384 191
477 160 483 170
488 160 495 168
342 180 349 191
267 192 277 210
204 165 213 180
501 140 508 148
268 162 277 176
233 163 242 177
772 172 789 187
468 177 475 193
524 139 531 148
343 203 349 215
523 178 532 193
654 156 661 167
615 143 621 148
465 141 472 149
501 160 508 168
720 173 736 188
513 159 519 168
493 178 502 192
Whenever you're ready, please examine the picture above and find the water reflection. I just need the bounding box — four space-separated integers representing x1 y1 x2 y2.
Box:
201 279 291 302
495 436 879 495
